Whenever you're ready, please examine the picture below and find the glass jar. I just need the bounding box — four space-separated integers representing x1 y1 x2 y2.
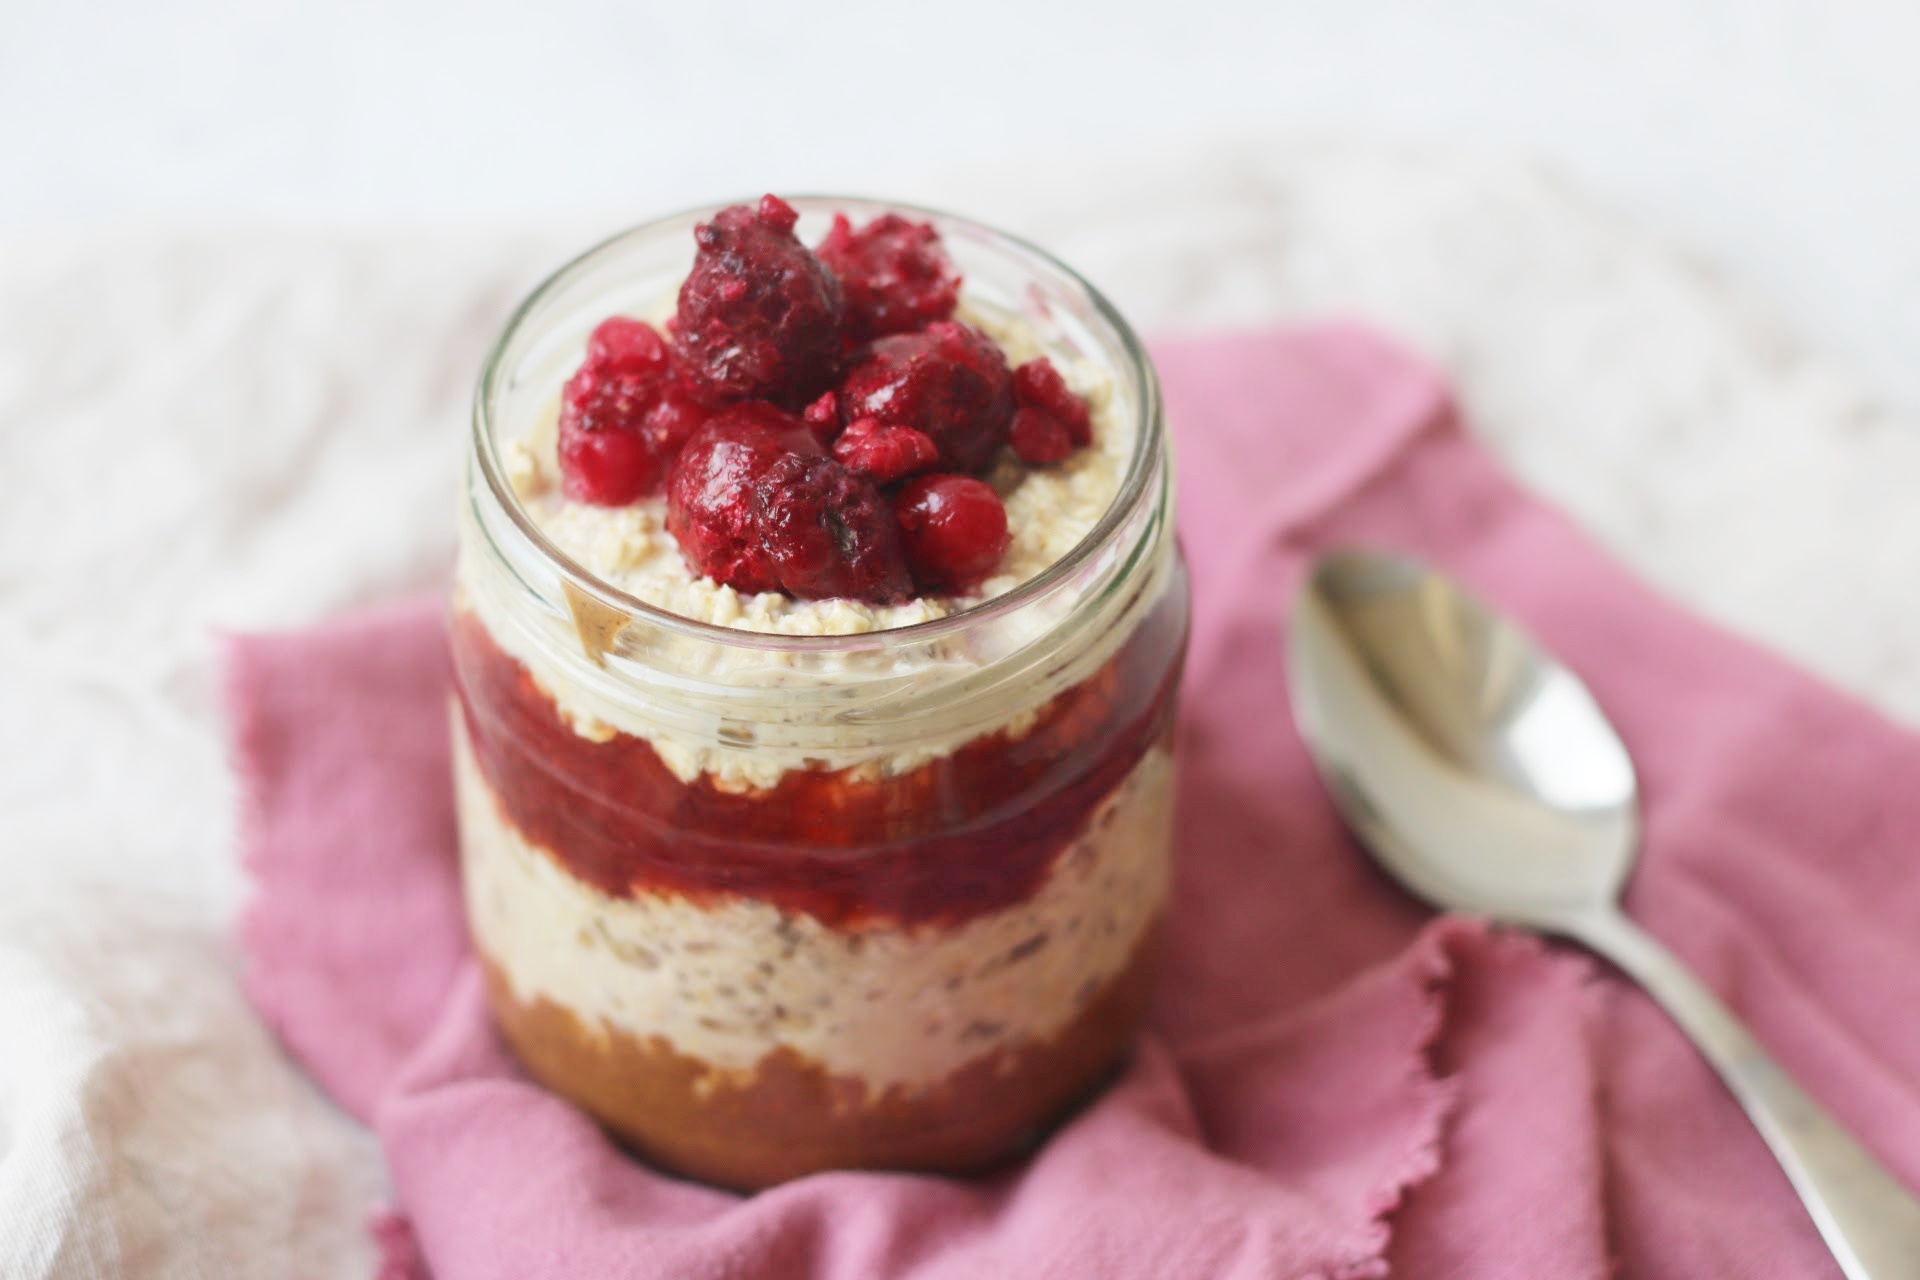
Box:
450 198 1188 1191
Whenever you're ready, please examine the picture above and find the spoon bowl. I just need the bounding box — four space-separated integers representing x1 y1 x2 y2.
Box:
1286 550 1636 929
1286 548 1920 1280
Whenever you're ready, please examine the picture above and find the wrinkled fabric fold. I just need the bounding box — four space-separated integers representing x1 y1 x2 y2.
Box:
230 324 1920 1279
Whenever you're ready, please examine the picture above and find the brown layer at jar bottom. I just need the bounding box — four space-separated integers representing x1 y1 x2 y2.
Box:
479 928 1160 1192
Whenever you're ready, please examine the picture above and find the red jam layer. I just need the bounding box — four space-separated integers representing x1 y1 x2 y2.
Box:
451 594 1185 930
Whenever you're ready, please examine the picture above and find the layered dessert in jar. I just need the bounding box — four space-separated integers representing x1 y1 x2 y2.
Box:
452 196 1188 1190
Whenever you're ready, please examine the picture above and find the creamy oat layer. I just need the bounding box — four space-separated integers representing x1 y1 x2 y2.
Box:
456 720 1174 1093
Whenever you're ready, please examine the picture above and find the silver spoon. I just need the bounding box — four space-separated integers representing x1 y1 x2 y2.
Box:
1286 549 1920 1279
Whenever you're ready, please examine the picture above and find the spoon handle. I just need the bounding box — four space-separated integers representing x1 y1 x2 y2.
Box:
1567 910 1920 1280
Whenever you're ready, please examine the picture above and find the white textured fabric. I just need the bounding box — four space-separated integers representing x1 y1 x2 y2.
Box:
2 139 1916 1278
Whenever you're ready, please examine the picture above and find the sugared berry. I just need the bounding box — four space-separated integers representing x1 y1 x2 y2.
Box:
675 195 845 405
1008 407 1075 465
894 474 1011 592
832 417 940 484
753 454 913 603
557 316 713 504
1011 357 1092 446
816 212 961 340
665 404 817 593
838 321 1013 473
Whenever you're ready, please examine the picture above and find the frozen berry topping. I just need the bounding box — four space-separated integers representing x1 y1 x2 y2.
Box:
816 212 961 341
837 321 1014 473
754 454 913 603
548 200 1109 605
585 314 664 369
558 317 713 504
675 195 846 405
894 474 1012 592
1011 357 1092 444
800 389 842 445
665 404 818 594
1008 407 1076 466
831 417 940 484
558 418 665 507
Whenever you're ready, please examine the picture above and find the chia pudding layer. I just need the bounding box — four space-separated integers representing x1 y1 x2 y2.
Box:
451 199 1185 1188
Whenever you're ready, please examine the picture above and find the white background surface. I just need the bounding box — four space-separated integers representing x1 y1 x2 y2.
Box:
6 5 1920 1278
6 0 1920 412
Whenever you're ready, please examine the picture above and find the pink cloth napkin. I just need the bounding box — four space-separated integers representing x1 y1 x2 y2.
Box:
227 325 1920 1280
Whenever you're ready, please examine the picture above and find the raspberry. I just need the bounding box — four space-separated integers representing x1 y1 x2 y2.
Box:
753 454 913 603
894 474 1011 592
1008 407 1075 465
801 390 842 446
586 315 667 370
665 404 817 593
832 417 939 484
815 212 961 340
642 377 712 455
837 321 1013 473
752 192 799 233
1011 357 1092 446
675 195 846 405
557 316 713 504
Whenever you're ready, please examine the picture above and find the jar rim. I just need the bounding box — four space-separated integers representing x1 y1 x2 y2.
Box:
471 194 1164 655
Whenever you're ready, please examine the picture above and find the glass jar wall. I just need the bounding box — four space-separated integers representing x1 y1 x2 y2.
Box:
451 199 1188 1190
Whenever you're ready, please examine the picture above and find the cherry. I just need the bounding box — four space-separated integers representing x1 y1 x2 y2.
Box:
665 404 817 593
675 195 846 405
894 474 1011 592
832 417 940 484
753 454 913 603
558 418 665 506
837 321 1013 473
815 212 961 340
